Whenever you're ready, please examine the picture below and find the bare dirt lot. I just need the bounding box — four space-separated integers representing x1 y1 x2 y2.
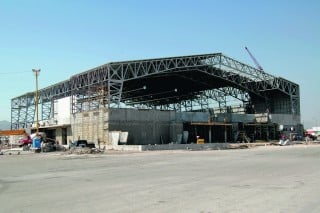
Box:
1 144 320 213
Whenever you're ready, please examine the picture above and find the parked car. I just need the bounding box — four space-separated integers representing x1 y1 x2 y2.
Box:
69 140 96 149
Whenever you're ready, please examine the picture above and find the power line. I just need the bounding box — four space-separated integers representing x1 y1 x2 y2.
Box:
0 71 31 75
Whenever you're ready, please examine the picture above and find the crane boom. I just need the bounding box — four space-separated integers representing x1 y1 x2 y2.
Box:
245 47 264 71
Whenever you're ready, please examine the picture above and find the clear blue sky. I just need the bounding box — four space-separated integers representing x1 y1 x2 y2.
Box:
0 0 319 128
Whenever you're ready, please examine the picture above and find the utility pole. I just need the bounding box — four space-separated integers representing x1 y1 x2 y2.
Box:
32 69 40 133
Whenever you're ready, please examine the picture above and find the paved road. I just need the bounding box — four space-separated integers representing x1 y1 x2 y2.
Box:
1 145 320 213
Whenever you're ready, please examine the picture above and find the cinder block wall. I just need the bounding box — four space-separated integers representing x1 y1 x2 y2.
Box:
71 109 109 145
70 108 301 145
109 109 183 145
70 109 228 145
55 126 73 145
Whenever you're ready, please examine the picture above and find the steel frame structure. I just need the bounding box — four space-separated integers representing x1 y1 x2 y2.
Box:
11 53 300 129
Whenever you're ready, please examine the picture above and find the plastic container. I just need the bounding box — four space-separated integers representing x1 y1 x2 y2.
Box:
32 137 42 149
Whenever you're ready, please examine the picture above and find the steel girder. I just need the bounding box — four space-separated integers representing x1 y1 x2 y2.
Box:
40 80 71 101
11 80 71 129
11 94 54 129
11 53 300 129
11 93 35 129
71 84 107 113
41 100 53 121
131 87 250 112
104 54 299 114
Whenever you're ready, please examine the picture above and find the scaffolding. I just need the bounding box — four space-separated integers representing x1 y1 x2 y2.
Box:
71 86 109 146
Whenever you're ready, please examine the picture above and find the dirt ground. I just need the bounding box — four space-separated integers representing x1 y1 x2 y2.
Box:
1 144 320 213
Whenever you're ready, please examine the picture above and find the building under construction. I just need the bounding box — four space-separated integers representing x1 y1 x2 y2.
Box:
10 53 302 146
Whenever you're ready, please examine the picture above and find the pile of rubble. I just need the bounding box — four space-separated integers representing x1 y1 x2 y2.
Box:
68 147 104 154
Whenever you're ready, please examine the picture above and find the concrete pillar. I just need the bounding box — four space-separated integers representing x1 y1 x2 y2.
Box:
224 125 227 143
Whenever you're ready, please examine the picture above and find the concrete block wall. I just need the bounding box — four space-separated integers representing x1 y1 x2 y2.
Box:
175 111 210 122
169 122 184 143
70 108 302 146
270 114 301 125
54 126 73 145
109 109 182 145
71 109 109 146
270 114 303 135
214 113 255 123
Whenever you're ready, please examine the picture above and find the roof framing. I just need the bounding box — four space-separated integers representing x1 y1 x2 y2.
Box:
11 53 300 129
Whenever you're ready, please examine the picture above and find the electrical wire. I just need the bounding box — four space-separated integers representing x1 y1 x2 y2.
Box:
0 71 31 75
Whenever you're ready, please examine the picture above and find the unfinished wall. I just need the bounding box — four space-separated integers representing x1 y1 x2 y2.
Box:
69 108 302 146
71 109 109 145
109 109 182 145
54 126 73 145
70 109 209 145
270 114 301 126
175 112 210 122
55 97 71 125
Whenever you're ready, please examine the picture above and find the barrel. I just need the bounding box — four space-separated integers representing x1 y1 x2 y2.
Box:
32 137 41 149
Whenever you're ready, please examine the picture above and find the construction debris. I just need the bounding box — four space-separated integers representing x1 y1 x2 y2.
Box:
68 147 104 155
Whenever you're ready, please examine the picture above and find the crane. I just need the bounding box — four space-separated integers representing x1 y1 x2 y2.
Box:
245 46 264 71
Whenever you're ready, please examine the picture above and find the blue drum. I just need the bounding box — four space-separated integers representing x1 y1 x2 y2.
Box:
32 137 42 149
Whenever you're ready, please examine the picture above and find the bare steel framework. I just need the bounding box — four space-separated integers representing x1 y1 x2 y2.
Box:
11 53 300 129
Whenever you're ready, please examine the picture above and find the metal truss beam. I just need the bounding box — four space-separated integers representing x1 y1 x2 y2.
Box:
139 87 249 113
11 93 35 129
42 100 53 121
11 53 300 129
